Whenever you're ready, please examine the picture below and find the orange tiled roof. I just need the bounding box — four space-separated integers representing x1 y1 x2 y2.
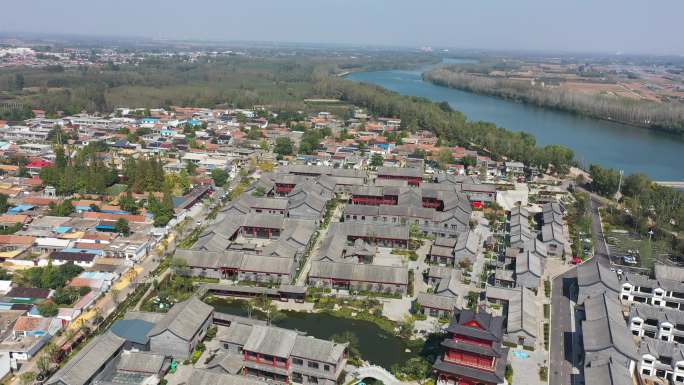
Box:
0 214 30 224
0 235 35 245
14 316 49 332
0 165 19 172
68 277 97 288
22 197 57 206
83 211 147 223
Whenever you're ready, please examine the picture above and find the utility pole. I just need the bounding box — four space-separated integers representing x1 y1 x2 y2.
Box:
615 169 623 201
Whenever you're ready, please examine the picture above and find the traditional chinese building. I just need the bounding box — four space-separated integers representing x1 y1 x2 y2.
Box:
433 308 509 385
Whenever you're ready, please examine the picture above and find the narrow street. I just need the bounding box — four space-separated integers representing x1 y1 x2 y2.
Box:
295 203 343 286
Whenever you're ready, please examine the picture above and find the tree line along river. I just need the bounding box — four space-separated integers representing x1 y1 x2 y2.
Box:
346 59 684 182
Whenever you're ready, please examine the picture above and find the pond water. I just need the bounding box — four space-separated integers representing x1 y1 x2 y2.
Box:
208 298 423 368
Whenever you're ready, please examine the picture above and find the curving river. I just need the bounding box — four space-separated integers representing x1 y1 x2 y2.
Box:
346 60 684 181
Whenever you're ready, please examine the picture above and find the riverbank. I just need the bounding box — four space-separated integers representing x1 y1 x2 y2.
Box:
346 68 684 180
423 68 684 137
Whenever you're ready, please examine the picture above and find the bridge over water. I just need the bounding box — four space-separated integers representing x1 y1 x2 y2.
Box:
350 365 400 385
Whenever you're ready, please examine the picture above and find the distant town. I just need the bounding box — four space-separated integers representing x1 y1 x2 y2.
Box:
0 35 681 385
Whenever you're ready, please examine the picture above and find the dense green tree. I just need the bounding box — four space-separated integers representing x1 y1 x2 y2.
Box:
119 190 139 214
122 157 165 193
435 148 454 170
247 127 261 140
0 223 23 235
14 73 25 90
38 301 58 317
115 218 131 236
461 155 477 168
298 128 329 155
185 161 198 176
622 173 652 199
18 263 84 290
0 193 10 214
588 164 621 197
369 153 384 168
211 168 230 187
48 199 74 217
273 137 294 157
148 187 175 227
40 142 118 195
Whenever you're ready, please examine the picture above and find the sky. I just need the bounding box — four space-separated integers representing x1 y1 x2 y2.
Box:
3 0 683 55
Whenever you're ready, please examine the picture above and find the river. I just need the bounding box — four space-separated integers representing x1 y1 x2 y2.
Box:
346 60 684 181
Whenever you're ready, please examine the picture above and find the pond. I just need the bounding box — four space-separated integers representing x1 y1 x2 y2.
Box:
208 297 436 369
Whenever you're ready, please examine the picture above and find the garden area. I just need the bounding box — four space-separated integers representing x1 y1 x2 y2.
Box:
140 275 196 313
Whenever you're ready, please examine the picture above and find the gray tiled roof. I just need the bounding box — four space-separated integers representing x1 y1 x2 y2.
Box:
629 302 684 325
578 258 621 303
244 325 298 358
47 332 125 385
515 250 543 278
583 356 633 385
148 297 213 341
638 336 684 366
377 166 422 178
310 261 409 285
654 264 684 283
485 286 538 337
416 293 458 311
582 294 638 362
541 222 564 243
218 322 256 346
116 351 165 374
240 255 294 275
188 369 269 385
244 214 285 229
292 334 347 364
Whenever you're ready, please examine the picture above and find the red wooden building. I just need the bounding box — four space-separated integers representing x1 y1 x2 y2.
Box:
433 308 508 385
377 166 423 186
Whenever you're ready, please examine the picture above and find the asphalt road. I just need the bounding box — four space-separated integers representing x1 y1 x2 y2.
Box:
589 196 610 260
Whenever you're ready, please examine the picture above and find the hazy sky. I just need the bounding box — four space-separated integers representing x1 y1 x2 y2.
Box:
4 0 683 55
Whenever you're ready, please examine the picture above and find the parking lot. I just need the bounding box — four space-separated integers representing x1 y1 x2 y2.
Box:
606 230 673 269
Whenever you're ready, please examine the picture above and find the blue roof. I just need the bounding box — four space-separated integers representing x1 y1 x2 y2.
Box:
54 226 72 234
62 248 105 256
8 204 34 213
96 225 116 232
111 319 155 344
75 205 93 212
100 209 129 215
172 197 186 208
